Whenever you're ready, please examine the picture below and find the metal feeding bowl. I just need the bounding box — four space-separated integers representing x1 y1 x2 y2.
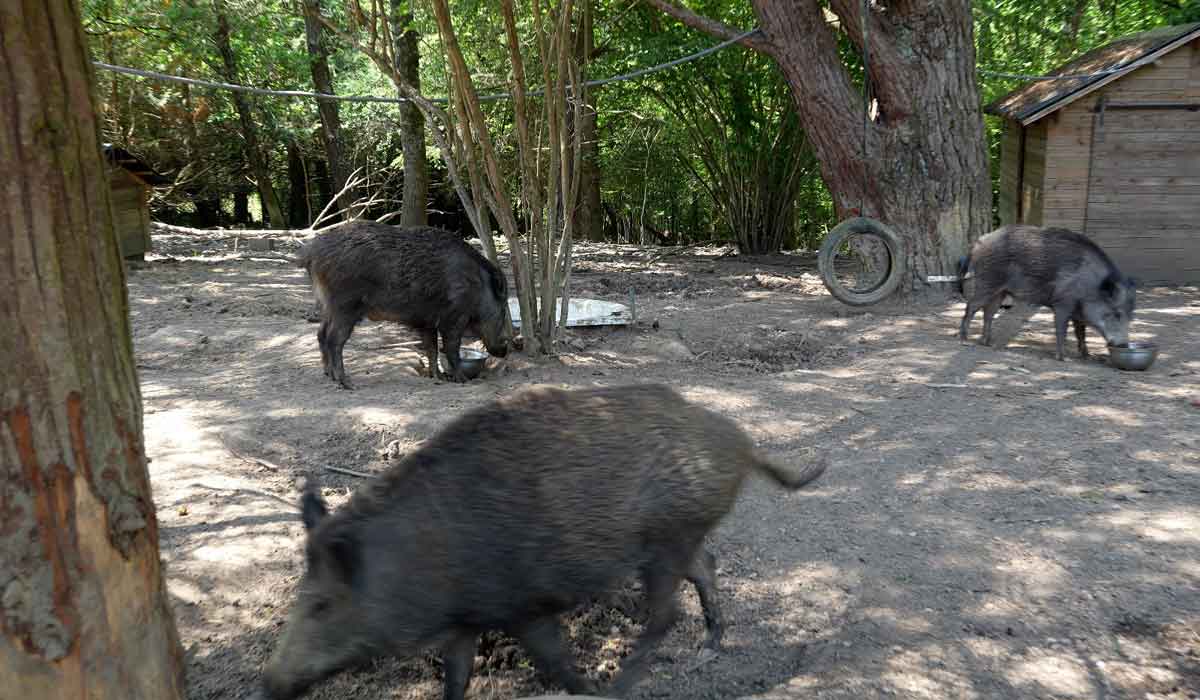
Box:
1107 341 1159 371
439 347 489 380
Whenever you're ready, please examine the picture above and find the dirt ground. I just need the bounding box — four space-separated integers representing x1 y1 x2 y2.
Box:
129 228 1200 700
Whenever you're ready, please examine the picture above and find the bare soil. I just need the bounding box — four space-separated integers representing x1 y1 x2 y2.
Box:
131 229 1200 700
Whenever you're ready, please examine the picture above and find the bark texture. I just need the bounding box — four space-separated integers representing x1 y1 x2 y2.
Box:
391 2 429 226
302 0 356 219
287 140 310 228
574 0 603 242
0 0 186 697
212 0 287 228
642 0 993 294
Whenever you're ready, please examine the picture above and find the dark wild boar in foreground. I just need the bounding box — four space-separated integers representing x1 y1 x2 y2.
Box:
296 222 512 387
260 384 827 700
957 225 1136 360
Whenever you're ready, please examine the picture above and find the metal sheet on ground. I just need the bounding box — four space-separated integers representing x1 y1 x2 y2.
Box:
508 297 632 329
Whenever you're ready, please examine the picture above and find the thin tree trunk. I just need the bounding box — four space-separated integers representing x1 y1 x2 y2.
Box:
287 140 309 228
313 158 333 214
212 0 287 229
574 0 603 242
0 1 186 697
643 0 992 295
301 0 356 219
234 190 251 224
391 1 429 226
1055 0 1092 61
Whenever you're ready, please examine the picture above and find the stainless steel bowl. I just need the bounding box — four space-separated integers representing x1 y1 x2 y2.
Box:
1107 341 1158 371
439 347 489 380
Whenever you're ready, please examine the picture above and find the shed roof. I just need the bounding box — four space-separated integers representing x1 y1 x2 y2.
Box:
102 144 170 186
984 22 1200 126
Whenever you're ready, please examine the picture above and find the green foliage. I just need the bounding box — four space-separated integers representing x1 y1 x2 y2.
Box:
84 0 1194 237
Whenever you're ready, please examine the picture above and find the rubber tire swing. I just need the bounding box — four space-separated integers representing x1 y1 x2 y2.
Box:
817 216 906 306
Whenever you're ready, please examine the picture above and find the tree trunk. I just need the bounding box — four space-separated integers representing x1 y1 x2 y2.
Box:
643 0 992 295
0 1 186 697
574 0 604 242
195 197 223 227
1055 0 1092 61
313 158 333 214
391 1 429 226
287 140 310 228
233 191 251 224
301 0 356 219
212 0 287 229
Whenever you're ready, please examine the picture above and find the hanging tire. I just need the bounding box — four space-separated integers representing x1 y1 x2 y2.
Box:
817 217 905 307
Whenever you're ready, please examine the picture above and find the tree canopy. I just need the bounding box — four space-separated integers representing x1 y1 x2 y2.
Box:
83 0 1198 245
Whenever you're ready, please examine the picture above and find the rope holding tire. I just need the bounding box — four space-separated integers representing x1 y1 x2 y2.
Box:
817 217 906 306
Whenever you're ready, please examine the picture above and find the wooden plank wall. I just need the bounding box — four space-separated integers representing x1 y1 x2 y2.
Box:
997 120 1021 225
1041 105 1092 231
1020 121 1047 225
1036 36 1200 282
1086 108 1200 282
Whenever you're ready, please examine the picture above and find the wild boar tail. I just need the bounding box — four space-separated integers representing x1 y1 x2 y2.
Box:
956 254 971 296
294 242 315 271
755 454 827 491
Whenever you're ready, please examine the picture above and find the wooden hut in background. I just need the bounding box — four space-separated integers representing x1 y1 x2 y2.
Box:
986 22 1200 285
102 144 169 260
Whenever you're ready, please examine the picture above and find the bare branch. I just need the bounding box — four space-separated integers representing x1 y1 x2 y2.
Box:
638 0 774 54
310 166 368 229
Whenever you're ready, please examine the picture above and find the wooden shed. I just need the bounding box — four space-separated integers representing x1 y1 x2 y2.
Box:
102 144 169 260
986 22 1200 285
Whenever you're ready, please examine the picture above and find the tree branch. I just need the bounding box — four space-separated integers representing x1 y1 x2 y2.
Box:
826 0 912 122
638 0 775 55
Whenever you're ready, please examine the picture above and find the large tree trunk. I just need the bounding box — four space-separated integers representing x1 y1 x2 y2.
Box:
643 0 992 295
391 1 430 226
212 0 287 229
574 0 604 242
301 0 356 219
0 1 186 697
287 140 310 228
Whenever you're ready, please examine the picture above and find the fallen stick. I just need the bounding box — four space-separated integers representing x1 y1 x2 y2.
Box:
220 438 283 471
325 465 375 479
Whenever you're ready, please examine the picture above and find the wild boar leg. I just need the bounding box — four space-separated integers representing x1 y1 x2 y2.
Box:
686 547 724 651
317 320 332 378
959 299 980 341
1052 305 1072 361
1074 318 1089 357
611 562 686 693
440 631 479 700
326 315 359 389
980 295 1006 347
420 328 439 379
512 617 597 696
438 319 470 383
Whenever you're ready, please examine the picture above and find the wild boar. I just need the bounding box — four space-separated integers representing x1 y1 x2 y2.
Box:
261 384 827 700
958 225 1136 360
296 222 512 387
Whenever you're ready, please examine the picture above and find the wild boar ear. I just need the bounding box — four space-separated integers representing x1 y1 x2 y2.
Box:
326 531 360 584
1100 275 1119 297
301 487 329 531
